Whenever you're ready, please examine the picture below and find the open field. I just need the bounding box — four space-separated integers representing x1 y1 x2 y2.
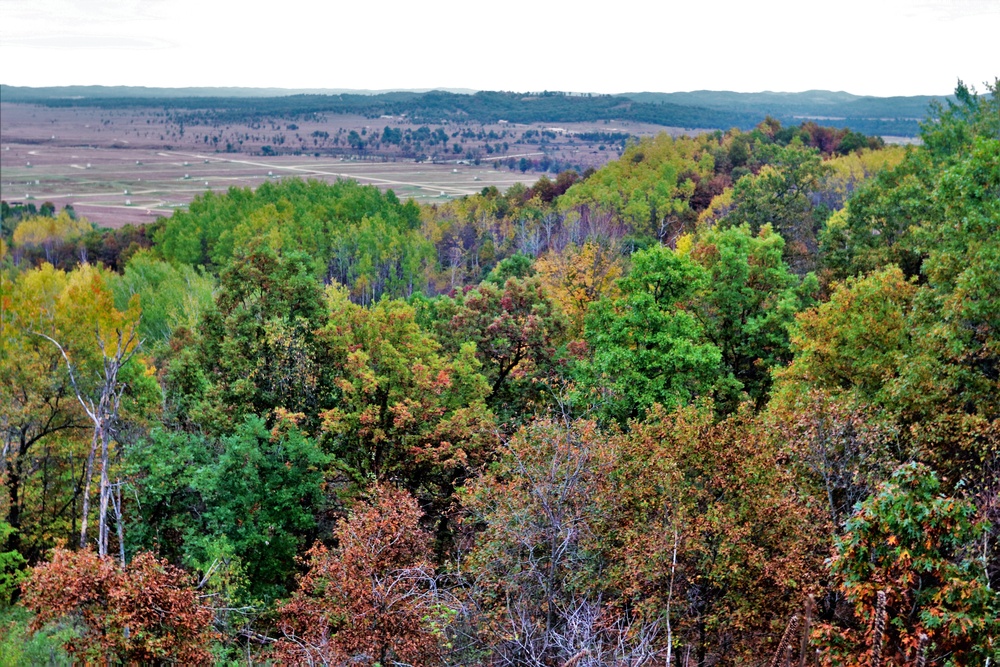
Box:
1 102 695 228
1 143 539 227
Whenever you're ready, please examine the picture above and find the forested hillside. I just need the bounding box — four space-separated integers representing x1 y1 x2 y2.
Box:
1 85 944 136
1 81 997 665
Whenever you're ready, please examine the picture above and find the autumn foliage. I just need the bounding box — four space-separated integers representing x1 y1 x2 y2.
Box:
21 548 214 663
273 485 445 666
3 82 998 664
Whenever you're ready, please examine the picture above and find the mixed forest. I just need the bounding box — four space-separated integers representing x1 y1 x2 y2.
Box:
0 81 998 665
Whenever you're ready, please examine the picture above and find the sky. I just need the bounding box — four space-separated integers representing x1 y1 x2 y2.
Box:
1 0 997 97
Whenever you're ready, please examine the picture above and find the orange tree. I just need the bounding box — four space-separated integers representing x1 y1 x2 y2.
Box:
273 485 446 667
604 406 828 664
22 548 214 663
459 407 828 664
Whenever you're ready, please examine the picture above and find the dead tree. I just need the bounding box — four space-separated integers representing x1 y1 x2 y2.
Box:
35 324 141 565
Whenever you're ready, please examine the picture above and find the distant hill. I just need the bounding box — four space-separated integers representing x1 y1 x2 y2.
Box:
623 90 953 123
1 85 954 136
0 85 478 99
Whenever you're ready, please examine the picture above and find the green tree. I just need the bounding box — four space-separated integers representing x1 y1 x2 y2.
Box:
110 250 215 347
687 224 817 411
0 520 26 604
318 288 495 540
126 415 328 601
579 245 721 423
777 266 919 412
186 246 328 432
819 150 931 280
913 135 1000 419
717 142 827 273
819 79 999 284
154 179 431 301
558 133 715 242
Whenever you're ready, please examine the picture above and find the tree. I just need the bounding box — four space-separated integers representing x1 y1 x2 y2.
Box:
189 246 328 432
687 224 817 411
460 407 827 665
534 240 624 337
716 142 827 274
820 463 998 665
777 266 918 411
126 414 328 602
154 179 431 300
22 548 215 664
11 212 92 265
914 135 1000 420
110 249 215 347
2 264 85 564
919 78 999 162
558 133 715 242
579 244 722 423
420 277 569 421
32 265 149 562
820 80 999 285
3 264 156 566
820 151 932 280
0 520 26 604
274 485 445 667
319 288 495 541
459 418 665 665
611 406 828 664
770 389 903 528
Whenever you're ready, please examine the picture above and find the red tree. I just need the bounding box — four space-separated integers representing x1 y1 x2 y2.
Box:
274 485 446 666
22 548 215 663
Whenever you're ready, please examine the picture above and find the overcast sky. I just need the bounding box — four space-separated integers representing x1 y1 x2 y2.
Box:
1 0 996 96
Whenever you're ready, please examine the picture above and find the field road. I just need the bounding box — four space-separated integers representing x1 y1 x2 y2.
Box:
479 152 546 162
163 151 483 197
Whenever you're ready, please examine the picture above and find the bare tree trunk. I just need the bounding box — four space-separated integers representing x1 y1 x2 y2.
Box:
666 526 679 667
98 431 111 558
79 431 98 548
871 591 887 667
800 595 815 667
914 633 928 667
769 616 799 667
112 480 125 566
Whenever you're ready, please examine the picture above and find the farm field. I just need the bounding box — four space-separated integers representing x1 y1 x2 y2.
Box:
1 102 691 228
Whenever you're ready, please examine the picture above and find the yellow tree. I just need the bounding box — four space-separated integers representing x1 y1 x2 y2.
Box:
2 264 85 564
534 240 624 337
11 211 92 264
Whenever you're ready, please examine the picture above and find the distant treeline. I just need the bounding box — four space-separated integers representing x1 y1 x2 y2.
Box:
0 86 941 135
623 89 955 119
